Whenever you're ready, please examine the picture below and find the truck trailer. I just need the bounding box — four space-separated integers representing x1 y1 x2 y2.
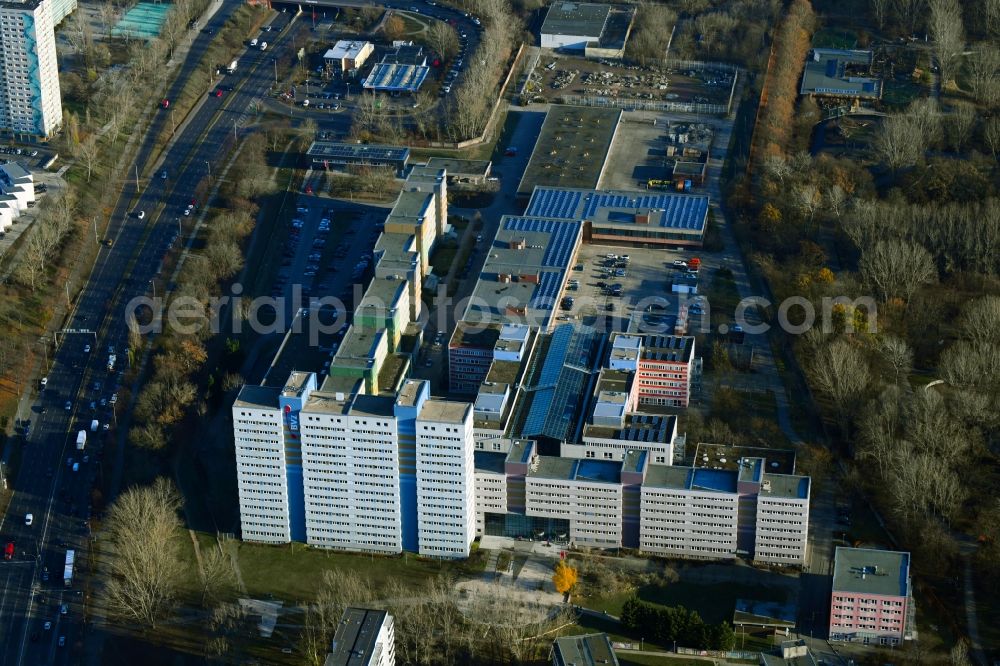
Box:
64 550 75 587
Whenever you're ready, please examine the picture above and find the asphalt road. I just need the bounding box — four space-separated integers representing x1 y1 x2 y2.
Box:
0 8 300 665
0 1 481 661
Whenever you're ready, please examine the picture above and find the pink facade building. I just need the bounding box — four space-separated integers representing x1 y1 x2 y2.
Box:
829 547 912 646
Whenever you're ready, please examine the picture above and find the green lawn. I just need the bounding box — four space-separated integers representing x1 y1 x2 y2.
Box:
586 579 789 626
811 28 857 49
232 539 486 603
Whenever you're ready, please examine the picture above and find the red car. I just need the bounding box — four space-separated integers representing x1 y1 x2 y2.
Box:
214 89 223 98
160 99 170 109
304 184 313 194
4 542 13 560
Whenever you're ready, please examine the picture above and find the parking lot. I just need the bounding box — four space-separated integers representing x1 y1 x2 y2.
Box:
558 243 705 334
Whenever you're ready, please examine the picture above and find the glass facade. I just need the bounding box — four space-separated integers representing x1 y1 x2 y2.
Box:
484 512 570 543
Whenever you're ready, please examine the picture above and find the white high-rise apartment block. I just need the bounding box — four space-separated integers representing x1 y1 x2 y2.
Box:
300 392 402 554
49 0 75 25
0 0 63 138
416 400 476 558
233 385 290 544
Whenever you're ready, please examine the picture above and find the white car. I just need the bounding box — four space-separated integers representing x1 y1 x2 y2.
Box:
136 210 145 219
672 260 688 268
24 513 33 526
183 208 191 216
83 344 91 353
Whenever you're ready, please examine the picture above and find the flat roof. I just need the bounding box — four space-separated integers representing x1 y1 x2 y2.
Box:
474 451 507 474
643 464 738 493
486 360 521 385
396 378 426 407
693 443 796 475
833 548 911 598
303 391 352 415
326 608 389 666
425 157 492 177
306 141 409 163
234 384 280 409
517 106 621 197
324 40 371 60
585 414 676 444
526 187 709 233
464 216 582 326
357 277 407 312
529 456 622 484
349 394 395 418
551 633 620 666
363 62 430 92
282 371 314 398
388 189 433 221
541 2 611 38
762 473 810 500
508 439 534 464
800 48 881 98
451 323 502 349
640 335 694 363
333 326 386 370
418 399 470 424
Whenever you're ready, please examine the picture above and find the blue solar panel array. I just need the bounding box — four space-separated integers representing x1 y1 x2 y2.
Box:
524 188 585 219
525 188 710 232
502 217 581 268
530 272 562 310
582 192 709 231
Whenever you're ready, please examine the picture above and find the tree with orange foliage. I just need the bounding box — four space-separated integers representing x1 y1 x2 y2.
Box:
552 560 578 595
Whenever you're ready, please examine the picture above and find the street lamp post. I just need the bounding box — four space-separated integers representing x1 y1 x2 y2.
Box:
205 160 212 180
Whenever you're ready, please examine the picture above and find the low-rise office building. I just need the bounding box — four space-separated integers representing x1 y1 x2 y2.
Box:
326 607 395 666
829 547 912 646
0 161 33 232
551 633 620 666
323 40 374 76
525 186 710 248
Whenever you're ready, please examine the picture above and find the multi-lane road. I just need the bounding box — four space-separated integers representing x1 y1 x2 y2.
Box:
0 8 300 665
0 0 484 662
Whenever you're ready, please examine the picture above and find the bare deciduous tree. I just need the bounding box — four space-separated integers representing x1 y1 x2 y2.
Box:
873 113 923 170
808 338 871 437
103 478 185 628
871 0 891 29
945 102 976 152
859 239 937 302
966 44 1000 107
985 117 1000 159
892 0 925 36
875 335 913 383
426 21 460 60
78 134 101 182
928 0 965 84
